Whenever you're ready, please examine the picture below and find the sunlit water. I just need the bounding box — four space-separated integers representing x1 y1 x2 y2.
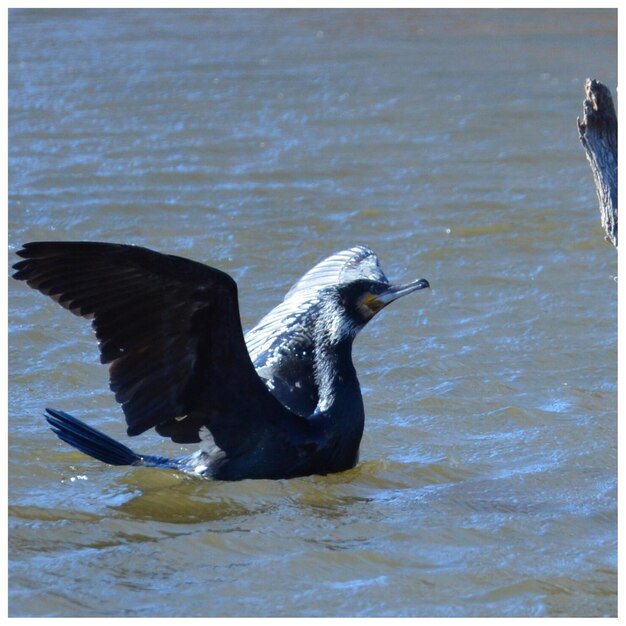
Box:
8 8 616 617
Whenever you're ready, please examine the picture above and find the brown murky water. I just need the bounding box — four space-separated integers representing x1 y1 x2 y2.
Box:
8 8 616 617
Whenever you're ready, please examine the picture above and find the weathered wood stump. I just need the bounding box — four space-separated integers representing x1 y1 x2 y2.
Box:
577 79 617 247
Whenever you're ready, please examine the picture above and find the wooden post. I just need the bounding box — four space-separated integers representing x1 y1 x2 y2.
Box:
577 79 618 248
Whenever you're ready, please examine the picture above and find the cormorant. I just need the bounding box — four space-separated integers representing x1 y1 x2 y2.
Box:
12 242 429 480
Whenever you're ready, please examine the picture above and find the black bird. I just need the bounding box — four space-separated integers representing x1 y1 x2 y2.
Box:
12 242 430 480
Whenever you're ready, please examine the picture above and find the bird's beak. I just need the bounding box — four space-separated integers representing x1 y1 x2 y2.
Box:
377 278 430 306
365 278 430 314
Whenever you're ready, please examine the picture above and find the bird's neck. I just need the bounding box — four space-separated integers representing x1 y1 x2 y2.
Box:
310 335 364 472
313 333 363 418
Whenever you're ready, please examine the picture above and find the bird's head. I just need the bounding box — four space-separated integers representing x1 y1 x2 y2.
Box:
341 277 430 323
319 276 430 345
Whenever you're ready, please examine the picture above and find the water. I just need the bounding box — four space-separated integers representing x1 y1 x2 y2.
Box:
8 8 617 617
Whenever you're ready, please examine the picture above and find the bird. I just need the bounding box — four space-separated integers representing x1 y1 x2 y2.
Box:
12 241 430 480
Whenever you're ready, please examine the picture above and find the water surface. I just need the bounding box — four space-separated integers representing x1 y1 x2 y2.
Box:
8 8 617 617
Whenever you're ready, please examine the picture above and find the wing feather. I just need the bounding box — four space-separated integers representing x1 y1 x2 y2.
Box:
13 241 307 451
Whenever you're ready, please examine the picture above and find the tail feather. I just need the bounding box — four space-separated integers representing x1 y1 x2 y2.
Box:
45 408 146 467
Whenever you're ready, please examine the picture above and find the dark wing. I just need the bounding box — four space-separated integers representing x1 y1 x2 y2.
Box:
12 241 309 453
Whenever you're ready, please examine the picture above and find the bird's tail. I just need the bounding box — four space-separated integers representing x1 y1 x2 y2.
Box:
45 408 173 469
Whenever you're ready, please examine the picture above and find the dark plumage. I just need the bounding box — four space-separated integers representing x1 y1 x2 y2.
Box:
12 241 429 480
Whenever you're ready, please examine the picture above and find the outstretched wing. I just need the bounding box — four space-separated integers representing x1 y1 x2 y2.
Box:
12 241 306 453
